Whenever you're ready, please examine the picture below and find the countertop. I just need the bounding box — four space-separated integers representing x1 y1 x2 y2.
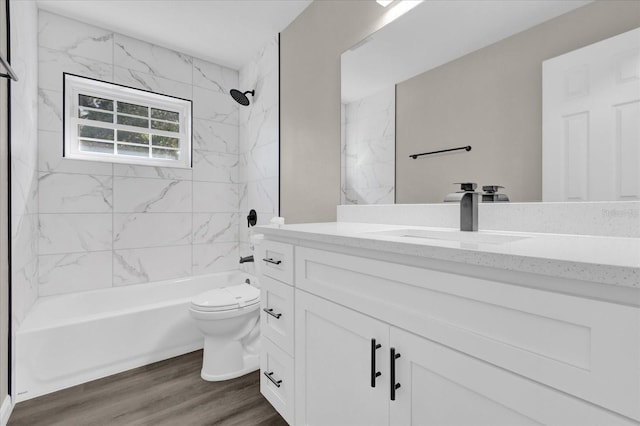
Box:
256 222 639 288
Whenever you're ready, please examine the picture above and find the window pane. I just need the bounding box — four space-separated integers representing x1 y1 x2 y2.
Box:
118 115 148 128
151 108 179 122
152 148 179 160
151 120 179 132
118 130 149 145
117 102 148 117
79 139 114 154
152 135 179 148
79 94 113 111
79 108 113 123
78 125 114 141
118 144 149 157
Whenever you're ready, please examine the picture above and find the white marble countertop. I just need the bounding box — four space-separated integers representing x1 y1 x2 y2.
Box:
256 222 640 288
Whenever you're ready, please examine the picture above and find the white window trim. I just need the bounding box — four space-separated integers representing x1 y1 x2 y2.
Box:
63 73 192 169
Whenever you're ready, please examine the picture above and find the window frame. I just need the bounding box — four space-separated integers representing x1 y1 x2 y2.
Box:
63 73 193 169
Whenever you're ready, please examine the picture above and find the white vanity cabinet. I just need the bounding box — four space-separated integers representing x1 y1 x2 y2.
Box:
258 234 640 426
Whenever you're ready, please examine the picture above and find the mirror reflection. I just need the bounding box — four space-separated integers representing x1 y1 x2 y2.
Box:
341 0 640 204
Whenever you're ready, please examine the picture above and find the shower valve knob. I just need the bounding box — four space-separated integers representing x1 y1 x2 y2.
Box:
247 209 257 227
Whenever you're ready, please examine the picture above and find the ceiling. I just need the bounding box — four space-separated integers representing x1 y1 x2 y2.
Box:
36 0 313 70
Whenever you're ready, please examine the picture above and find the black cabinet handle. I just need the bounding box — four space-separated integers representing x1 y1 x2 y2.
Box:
390 347 401 401
263 371 282 388
371 338 382 387
263 308 282 319
263 257 282 265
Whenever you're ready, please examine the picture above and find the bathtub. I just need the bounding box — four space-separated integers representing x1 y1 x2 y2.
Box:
15 271 257 402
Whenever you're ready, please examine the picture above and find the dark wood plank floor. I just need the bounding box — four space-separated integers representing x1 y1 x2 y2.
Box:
9 350 287 426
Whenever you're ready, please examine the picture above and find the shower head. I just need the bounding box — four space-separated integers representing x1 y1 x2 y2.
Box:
230 89 255 106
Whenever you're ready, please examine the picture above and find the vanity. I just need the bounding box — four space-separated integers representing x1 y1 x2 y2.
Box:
255 203 640 426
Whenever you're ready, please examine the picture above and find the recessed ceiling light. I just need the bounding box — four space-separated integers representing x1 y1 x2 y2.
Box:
376 0 394 7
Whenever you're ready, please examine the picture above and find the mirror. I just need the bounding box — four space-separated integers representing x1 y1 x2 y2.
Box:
341 0 640 204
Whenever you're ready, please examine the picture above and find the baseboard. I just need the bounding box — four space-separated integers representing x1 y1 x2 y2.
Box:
0 395 13 426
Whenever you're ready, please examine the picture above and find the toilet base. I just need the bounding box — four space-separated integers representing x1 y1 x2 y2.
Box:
200 353 260 381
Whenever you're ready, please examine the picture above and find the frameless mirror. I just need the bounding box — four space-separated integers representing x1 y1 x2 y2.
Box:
341 0 640 204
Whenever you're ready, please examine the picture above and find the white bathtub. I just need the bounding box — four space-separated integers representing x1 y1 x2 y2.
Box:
16 271 257 402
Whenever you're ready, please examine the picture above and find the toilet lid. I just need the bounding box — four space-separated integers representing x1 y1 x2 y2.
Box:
191 284 260 312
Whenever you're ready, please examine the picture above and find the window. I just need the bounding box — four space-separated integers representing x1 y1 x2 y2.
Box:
64 74 192 168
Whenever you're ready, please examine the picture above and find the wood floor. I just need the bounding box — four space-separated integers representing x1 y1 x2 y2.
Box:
8 350 287 426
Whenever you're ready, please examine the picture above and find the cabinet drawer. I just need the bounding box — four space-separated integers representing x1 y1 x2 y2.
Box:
257 240 293 285
261 276 294 356
261 337 294 425
295 246 640 420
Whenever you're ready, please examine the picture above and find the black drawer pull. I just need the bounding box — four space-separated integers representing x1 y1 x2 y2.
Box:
263 308 282 319
263 257 282 265
371 338 382 387
263 371 282 388
390 347 401 401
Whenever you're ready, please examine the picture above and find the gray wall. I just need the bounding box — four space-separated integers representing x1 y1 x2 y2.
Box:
396 1 640 203
280 1 387 223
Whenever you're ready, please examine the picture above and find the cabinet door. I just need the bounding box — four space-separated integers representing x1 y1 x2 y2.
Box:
295 290 389 426
390 327 638 426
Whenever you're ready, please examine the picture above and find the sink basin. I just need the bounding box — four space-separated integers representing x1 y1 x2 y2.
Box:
366 228 530 245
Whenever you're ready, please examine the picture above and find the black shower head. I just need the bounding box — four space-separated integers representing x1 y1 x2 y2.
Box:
230 89 255 106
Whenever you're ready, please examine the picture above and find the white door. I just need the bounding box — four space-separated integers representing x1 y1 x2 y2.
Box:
295 290 389 426
389 327 638 426
543 27 640 201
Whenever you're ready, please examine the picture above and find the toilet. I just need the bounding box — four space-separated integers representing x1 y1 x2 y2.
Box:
189 283 261 381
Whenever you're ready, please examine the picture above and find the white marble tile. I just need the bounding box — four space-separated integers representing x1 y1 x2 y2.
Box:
343 187 395 205
192 242 239 275
39 46 113 92
38 11 113 63
113 245 192 286
193 119 238 154
113 66 193 100
113 163 192 181
193 213 240 244
193 182 240 213
11 214 38 271
39 172 113 213
243 142 278 181
38 88 63 132
12 257 38 329
113 177 192 213
193 87 239 125
114 34 193 84
238 183 248 215
113 213 192 249
247 178 278 215
39 213 112 255
39 251 112 296
11 162 38 218
193 57 238 93
193 151 239 183
345 161 395 191
39 130 113 175
345 87 395 122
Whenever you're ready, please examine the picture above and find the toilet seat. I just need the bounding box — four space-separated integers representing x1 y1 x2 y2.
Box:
191 284 260 312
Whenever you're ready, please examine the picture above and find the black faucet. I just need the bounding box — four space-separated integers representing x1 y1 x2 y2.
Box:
458 183 478 232
239 255 254 264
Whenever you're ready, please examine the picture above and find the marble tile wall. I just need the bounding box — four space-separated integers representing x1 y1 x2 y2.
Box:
37 11 242 295
238 35 279 271
10 0 39 329
342 87 395 205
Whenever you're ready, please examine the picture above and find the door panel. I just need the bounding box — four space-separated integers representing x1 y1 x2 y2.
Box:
295 290 389 426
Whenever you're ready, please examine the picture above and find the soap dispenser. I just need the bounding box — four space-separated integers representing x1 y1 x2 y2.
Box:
482 185 510 202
